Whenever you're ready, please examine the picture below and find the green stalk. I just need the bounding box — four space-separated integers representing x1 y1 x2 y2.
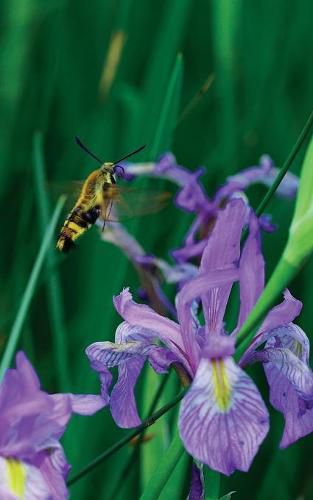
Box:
140 428 185 500
32 132 70 390
0 196 66 381
235 258 297 360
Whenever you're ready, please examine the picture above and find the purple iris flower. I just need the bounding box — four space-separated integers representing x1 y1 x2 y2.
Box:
87 197 312 476
0 352 105 499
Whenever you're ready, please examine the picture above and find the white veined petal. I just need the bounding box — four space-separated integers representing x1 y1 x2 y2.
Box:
0 457 51 500
179 357 269 475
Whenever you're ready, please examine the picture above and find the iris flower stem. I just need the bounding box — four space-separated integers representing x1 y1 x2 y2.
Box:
0 196 66 381
235 258 297 360
140 427 185 500
67 388 187 487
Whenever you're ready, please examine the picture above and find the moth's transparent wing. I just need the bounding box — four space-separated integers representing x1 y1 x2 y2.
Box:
100 184 171 222
49 180 85 214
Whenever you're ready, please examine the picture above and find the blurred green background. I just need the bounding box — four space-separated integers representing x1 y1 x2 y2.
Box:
1 0 313 498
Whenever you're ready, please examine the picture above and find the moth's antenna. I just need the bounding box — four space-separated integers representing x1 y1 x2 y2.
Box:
75 137 145 166
113 145 146 165
75 136 104 165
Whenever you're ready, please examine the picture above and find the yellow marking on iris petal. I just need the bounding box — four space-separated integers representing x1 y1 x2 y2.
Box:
6 458 26 497
294 341 302 358
211 360 231 411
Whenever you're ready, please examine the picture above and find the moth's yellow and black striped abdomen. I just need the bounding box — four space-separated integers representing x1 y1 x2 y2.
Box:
56 166 114 252
56 206 101 252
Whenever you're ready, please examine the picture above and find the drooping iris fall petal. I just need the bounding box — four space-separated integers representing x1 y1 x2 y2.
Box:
179 356 269 475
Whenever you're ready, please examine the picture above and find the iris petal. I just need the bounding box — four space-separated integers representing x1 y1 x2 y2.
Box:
113 289 186 364
111 357 144 427
0 457 51 500
176 268 240 372
240 291 302 367
199 200 247 336
265 361 313 448
179 357 269 475
257 348 313 397
237 213 264 330
86 330 175 428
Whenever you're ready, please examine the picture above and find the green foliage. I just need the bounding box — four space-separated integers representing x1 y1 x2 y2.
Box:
0 0 313 498
204 466 221 500
140 428 185 500
284 132 313 266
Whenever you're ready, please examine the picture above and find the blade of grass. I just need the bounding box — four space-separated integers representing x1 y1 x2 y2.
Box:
211 0 240 174
0 195 66 380
139 427 185 500
32 131 70 390
158 452 190 500
150 53 183 160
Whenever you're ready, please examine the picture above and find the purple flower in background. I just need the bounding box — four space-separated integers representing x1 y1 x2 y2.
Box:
122 153 298 264
214 155 298 203
99 152 295 314
0 352 105 499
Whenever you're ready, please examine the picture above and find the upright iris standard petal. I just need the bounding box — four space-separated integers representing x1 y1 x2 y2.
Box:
237 213 264 330
176 268 240 372
179 356 269 475
199 200 247 336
